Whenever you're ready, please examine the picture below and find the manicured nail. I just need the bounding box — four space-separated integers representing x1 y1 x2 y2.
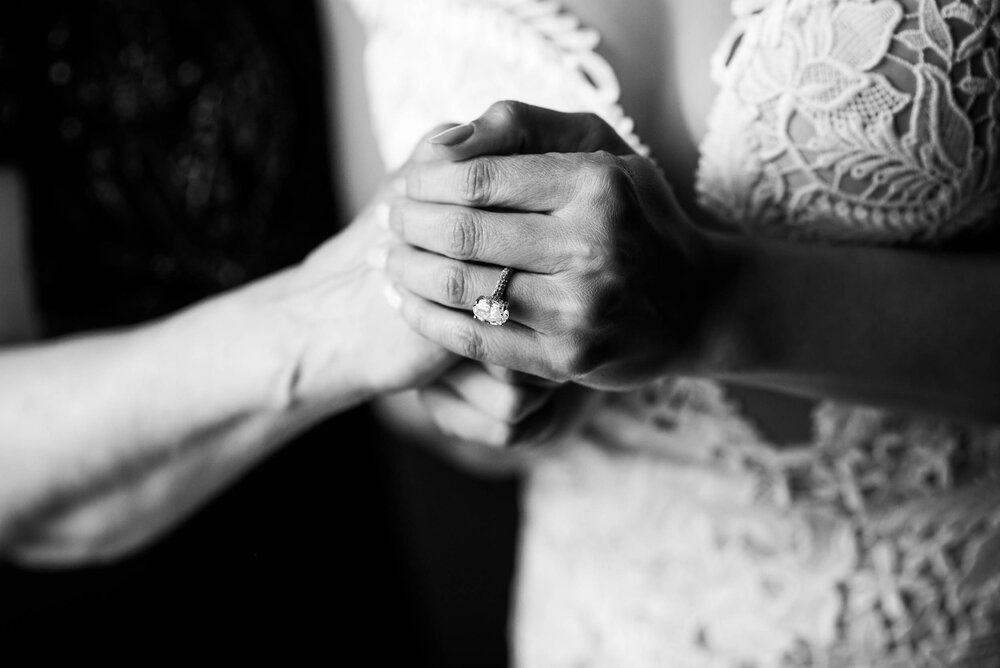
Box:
373 202 390 229
428 123 474 146
365 247 388 270
383 283 402 310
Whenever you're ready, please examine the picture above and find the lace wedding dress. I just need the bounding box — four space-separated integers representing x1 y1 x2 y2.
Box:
349 0 1000 665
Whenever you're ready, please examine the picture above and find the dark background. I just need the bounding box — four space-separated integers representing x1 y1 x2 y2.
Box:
2 408 520 666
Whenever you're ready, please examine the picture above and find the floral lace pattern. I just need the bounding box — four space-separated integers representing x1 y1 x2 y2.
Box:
352 1 1000 666
519 380 1000 667
697 0 1000 244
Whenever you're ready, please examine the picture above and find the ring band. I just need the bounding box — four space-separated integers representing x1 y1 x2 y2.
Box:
472 266 512 326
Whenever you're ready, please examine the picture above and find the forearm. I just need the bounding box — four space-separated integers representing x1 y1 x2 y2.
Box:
8 407 323 565
698 233 1000 422
0 266 364 562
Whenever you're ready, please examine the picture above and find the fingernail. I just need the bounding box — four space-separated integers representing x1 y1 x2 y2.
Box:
365 247 388 270
373 202 390 229
428 123 474 146
383 283 402 310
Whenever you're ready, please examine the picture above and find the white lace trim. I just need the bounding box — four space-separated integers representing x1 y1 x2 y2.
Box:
349 0 646 172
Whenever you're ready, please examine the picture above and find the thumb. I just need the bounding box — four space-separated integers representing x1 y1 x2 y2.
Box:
408 123 461 163
427 100 635 160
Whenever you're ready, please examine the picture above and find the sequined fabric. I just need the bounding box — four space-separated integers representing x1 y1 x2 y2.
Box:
0 0 335 334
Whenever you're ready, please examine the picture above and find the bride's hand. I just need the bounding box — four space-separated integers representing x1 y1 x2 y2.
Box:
381 102 730 390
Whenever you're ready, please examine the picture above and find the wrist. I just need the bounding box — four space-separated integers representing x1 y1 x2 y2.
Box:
147 264 376 424
681 230 768 379
142 274 301 419
228 263 382 414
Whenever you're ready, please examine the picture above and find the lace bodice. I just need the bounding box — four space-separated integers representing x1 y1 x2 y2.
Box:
698 0 1000 244
350 1 1000 666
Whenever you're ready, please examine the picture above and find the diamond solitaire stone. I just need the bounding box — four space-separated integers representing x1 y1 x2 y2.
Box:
473 296 509 326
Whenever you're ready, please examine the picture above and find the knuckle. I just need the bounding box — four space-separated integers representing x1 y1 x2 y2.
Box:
488 99 525 125
451 325 489 362
554 287 596 328
590 149 619 167
560 230 603 266
529 349 571 384
589 152 629 188
462 158 496 206
557 332 601 381
440 262 471 305
577 153 637 215
445 209 481 260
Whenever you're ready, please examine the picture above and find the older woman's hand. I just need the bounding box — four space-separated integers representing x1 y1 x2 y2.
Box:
419 360 598 448
381 103 730 390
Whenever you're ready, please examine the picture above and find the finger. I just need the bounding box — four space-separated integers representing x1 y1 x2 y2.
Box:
387 200 564 271
385 245 552 330
420 383 559 448
420 383 513 446
437 360 553 422
427 100 635 160
483 363 560 388
389 284 561 381
374 124 459 202
397 153 591 211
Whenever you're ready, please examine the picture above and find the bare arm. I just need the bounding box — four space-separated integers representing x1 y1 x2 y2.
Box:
702 233 1000 423
0 270 313 564
0 202 453 566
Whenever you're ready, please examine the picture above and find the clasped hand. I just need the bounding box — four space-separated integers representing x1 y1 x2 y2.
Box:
383 101 722 391
297 119 589 449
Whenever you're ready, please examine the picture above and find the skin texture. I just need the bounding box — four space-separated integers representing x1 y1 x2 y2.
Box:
382 101 1000 425
0 171 444 563
0 2 568 564
0 129 564 565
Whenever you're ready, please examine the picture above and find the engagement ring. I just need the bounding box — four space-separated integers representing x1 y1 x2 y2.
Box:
473 266 512 326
